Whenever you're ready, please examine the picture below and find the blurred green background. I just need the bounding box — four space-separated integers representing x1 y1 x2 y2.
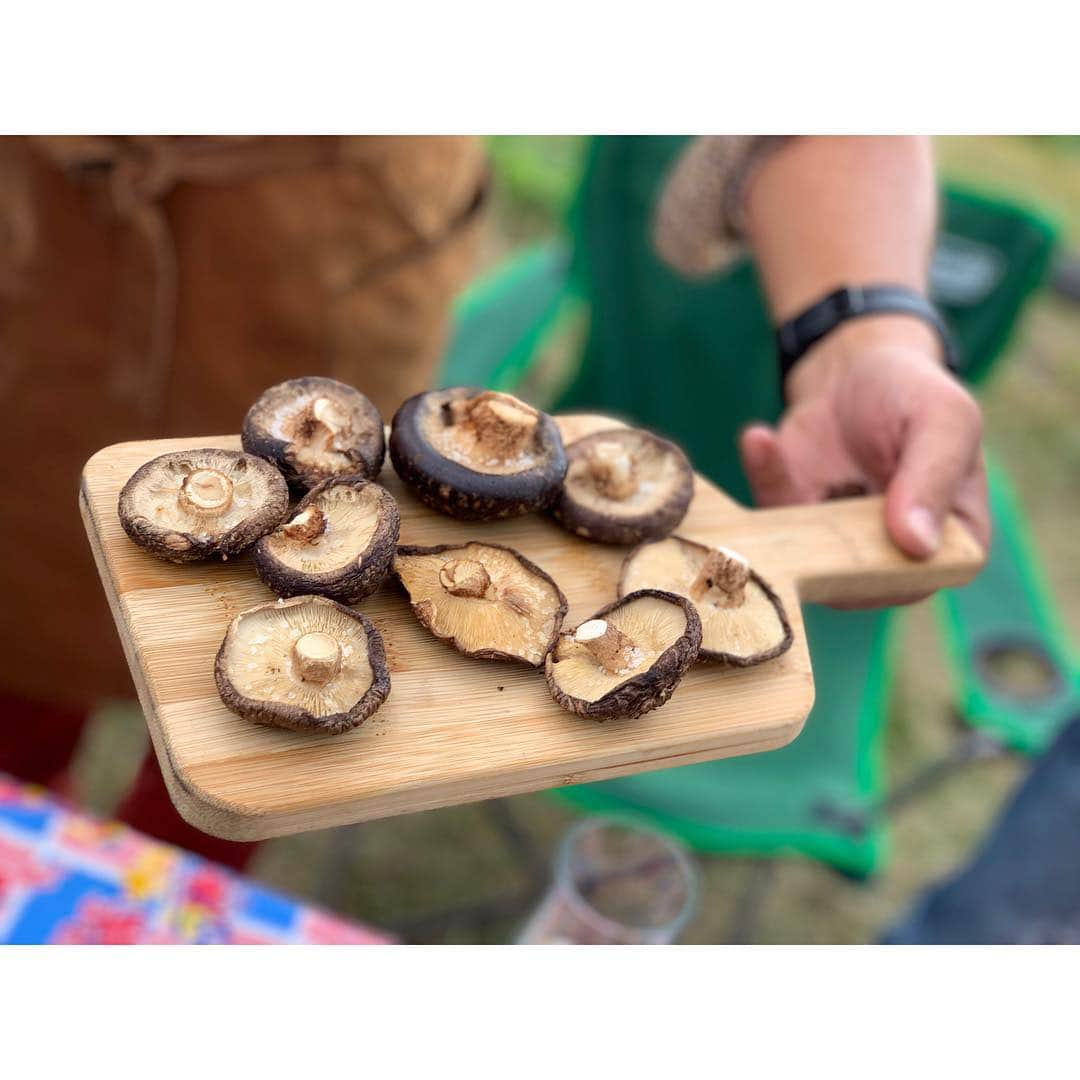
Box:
78 137 1080 943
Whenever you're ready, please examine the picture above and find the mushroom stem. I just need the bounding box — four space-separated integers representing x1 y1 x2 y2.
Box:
298 396 353 451
690 546 750 607
293 632 342 684
586 440 637 500
439 558 491 599
282 506 327 543
464 391 539 459
312 396 347 429
575 619 640 674
179 469 234 513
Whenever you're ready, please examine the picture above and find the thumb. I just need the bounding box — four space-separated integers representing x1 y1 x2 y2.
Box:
739 423 800 507
884 397 982 559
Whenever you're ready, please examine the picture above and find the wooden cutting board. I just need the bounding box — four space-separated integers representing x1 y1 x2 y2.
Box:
79 415 985 840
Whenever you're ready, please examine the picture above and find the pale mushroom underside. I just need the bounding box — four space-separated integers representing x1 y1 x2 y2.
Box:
621 537 790 661
549 595 689 702
263 484 385 573
417 392 544 475
564 431 687 516
126 451 276 542
395 542 564 665
222 601 376 718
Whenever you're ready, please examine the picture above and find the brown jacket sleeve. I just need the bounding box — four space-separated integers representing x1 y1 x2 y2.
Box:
0 135 486 706
653 135 793 278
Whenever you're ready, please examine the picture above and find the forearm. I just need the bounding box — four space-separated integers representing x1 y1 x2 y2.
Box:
743 136 943 396
743 136 937 321
735 136 987 569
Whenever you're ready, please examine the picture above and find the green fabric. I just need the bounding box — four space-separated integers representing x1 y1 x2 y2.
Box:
551 137 892 874
932 190 1059 386
442 136 1061 876
558 137 775 503
444 243 576 391
935 462 1080 754
558 605 897 876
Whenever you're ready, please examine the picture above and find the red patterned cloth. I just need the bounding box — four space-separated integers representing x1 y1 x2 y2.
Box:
0 772 393 945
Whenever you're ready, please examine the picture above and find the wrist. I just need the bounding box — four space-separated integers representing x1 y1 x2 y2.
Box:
784 313 948 403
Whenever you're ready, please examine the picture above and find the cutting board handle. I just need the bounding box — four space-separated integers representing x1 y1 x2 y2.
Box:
742 496 986 606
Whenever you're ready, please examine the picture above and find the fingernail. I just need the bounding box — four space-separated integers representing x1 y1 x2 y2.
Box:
907 507 940 555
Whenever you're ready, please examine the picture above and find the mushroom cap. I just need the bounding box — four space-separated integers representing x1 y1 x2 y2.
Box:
545 590 702 720
253 476 400 603
551 427 694 545
214 595 391 734
389 387 567 521
118 448 289 563
394 541 567 666
619 536 793 666
241 376 385 492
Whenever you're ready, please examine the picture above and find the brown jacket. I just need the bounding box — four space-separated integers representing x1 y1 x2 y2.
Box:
0 136 485 704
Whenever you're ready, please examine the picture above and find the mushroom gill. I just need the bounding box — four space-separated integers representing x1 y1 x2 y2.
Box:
619 536 792 666
215 595 390 734
546 590 702 720
393 541 567 666
118 448 289 562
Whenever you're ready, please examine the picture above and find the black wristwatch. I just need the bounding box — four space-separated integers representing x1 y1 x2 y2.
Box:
776 284 959 393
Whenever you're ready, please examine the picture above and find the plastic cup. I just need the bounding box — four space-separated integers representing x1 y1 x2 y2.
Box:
516 817 698 944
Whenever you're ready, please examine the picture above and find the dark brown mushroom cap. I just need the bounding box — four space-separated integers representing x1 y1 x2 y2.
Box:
389 387 567 521
551 427 694 545
214 595 391 735
253 476 400 603
118 448 289 563
394 541 567 666
618 536 793 666
545 589 702 721
241 376 385 492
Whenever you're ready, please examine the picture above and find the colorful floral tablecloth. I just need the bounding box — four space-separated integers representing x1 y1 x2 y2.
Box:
0 773 392 944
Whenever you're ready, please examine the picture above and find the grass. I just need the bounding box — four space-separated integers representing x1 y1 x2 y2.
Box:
73 137 1080 943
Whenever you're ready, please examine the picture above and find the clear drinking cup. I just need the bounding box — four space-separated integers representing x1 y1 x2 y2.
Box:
516 817 698 944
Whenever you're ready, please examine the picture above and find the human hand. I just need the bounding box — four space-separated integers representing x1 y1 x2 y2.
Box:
738 315 989 607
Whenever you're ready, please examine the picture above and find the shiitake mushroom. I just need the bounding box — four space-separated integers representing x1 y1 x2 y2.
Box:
253 476 400 603
242 377 385 493
214 595 390 734
551 427 694 545
389 387 567 521
619 536 792 666
393 541 567 666
121 378 753 742
545 590 702 721
118 448 289 563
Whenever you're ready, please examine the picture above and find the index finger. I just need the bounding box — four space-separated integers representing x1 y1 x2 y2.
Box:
884 385 984 558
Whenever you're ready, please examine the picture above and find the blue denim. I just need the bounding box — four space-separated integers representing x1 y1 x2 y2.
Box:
883 714 1080 944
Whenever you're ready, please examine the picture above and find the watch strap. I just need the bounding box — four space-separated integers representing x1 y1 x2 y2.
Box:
776 284 959 390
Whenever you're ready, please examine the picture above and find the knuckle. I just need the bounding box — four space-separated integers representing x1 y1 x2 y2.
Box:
959 390 984 439
939 380 983 437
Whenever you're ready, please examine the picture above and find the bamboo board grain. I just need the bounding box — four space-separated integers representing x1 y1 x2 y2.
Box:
80 415 985 839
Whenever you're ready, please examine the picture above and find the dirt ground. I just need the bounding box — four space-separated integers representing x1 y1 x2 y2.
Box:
73 136 1080 943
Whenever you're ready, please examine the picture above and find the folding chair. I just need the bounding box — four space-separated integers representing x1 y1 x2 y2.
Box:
440 136 1069 886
